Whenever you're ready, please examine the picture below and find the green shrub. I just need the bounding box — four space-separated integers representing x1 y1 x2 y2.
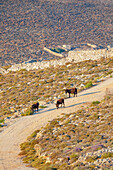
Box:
92 101 100 105
39 105 47 109
101 152 113 159
85 81 93 88
0 119 4 123
20 142 30 150
31 157 46 168
70 153 78 161
27 130 40 140
0 119 4 128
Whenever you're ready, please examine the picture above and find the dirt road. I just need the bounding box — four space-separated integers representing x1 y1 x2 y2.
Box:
0 78 113 170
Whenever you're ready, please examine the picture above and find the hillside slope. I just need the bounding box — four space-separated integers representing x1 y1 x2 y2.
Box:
1 0 113 66
0 77 113 170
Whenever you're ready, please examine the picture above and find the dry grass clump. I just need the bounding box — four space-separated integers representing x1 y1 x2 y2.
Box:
19 94 113 169
21 108 33 116
85 155 99 163
101 152 113 159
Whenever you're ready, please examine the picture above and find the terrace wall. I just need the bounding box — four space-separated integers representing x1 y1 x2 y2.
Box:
6 47 113 72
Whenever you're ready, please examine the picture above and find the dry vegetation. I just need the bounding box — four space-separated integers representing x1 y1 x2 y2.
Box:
0 56 113 121
19 94 113 169
1 0 113 66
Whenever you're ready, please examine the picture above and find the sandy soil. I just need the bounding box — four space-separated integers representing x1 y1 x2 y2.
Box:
0 77 113 170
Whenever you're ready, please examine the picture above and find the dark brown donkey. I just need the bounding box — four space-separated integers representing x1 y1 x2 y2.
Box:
65 87 77 98
56 98 65 109
31 102 39 112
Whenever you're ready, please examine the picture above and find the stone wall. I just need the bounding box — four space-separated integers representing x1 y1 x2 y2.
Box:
68 48 113 61
5 47 113 72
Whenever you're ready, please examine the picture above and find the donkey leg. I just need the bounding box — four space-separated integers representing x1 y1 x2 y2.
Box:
63 103 65 108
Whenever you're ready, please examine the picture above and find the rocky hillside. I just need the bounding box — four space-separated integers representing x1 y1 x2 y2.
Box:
1 0 113 66
0 47 111 72
0 56 113 126
19 93 113 169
